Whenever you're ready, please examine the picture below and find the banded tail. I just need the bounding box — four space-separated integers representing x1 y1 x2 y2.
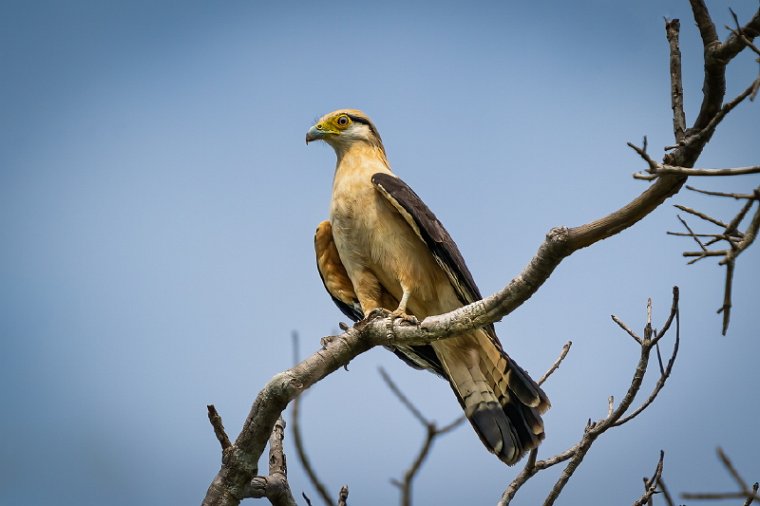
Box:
434 331 550 465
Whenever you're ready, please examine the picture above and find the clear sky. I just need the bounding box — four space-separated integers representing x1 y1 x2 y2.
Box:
1 1 758 505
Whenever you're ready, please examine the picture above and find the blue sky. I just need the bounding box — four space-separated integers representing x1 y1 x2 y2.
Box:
1 1 758 505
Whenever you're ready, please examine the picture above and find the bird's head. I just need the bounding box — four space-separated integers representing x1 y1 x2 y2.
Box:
306 109 385 154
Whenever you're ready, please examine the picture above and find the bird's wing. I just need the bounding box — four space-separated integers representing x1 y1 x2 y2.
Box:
314 220 363 322
371 173 498 339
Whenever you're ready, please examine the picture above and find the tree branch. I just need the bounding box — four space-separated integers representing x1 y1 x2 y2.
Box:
290 333 335 506
247 418 297 506
632 451 665 506
380 367 466 506
538 340 573 386
681 448 760 504
208 405 232 451
666 18 688 143
499 289 680 506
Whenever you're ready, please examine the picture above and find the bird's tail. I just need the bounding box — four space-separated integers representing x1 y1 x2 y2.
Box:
435 331 550 465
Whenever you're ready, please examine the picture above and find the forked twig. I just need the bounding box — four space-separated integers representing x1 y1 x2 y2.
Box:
499 288 680 506
380 367 465 506
681 447 760 503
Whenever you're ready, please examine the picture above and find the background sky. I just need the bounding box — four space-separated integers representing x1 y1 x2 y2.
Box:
1 1 758 505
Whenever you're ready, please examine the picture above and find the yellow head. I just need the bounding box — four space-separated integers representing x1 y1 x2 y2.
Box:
305 109 384 154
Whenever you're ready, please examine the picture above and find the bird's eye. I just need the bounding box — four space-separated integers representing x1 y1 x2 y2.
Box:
337 115 350 126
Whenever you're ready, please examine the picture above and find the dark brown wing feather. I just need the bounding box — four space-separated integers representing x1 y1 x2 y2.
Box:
371 173 497 338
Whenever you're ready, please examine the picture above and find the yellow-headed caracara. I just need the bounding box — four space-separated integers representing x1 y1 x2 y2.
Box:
306 109 549 465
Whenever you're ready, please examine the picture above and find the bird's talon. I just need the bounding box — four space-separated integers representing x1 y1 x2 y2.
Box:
364 307 391 321
390 309 419 326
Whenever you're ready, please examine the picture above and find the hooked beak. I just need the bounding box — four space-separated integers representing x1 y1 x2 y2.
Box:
305 125 325 144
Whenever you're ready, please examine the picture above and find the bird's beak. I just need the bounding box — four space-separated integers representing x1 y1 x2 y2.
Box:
305 125 324 144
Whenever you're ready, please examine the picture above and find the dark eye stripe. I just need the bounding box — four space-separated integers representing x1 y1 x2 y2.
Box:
345 114 369 125
345 114 381 141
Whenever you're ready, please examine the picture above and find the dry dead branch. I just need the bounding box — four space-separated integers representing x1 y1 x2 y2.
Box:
681 448 760 504
497 289 680 506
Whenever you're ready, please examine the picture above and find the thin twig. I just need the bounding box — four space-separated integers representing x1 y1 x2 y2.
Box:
718 447 750 491
719 257 735 335
666 18 687 143
207 405 232 451
381 367 466 506
538 340 573 385
676 214 707 252
687 77 760 147
685 185 760 200
658 477 676 506
614 292 680 426
379 367 429 426
611 315 642 344
632 451 665 506
681 448 760 503
727 8 760 58
499 289 681 505
337 485 349 506
674 204 729 228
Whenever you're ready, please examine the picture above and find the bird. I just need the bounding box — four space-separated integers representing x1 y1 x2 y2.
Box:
306 108 550 465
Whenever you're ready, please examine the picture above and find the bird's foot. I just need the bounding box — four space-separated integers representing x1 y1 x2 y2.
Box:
366 307 392 320
390 308 419 326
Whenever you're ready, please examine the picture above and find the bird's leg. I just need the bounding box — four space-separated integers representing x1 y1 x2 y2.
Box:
390 286 419 325
353 271 392 322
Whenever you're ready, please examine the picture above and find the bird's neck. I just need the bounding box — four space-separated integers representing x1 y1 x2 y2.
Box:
333 142 392 183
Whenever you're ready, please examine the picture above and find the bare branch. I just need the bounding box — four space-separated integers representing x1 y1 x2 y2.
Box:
613 291 680 426
687 76 760 148
670 187 760 334
635 163 760 179
685 185 760 200
337 485 349 506
381 367 466 506
500 289 680 505
726 8 760 58
674 204 730 229
666 18 687 143
718 447 750 492
719 259 735 335
207 405 232 451
658 478 677 506
379 367 429 427
676 214 708 252
681 448 760 503
717 6 760 63
247 418 297 506
291 333 334 506
611 314 643 344
538 340 573 386
632 451 665 506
